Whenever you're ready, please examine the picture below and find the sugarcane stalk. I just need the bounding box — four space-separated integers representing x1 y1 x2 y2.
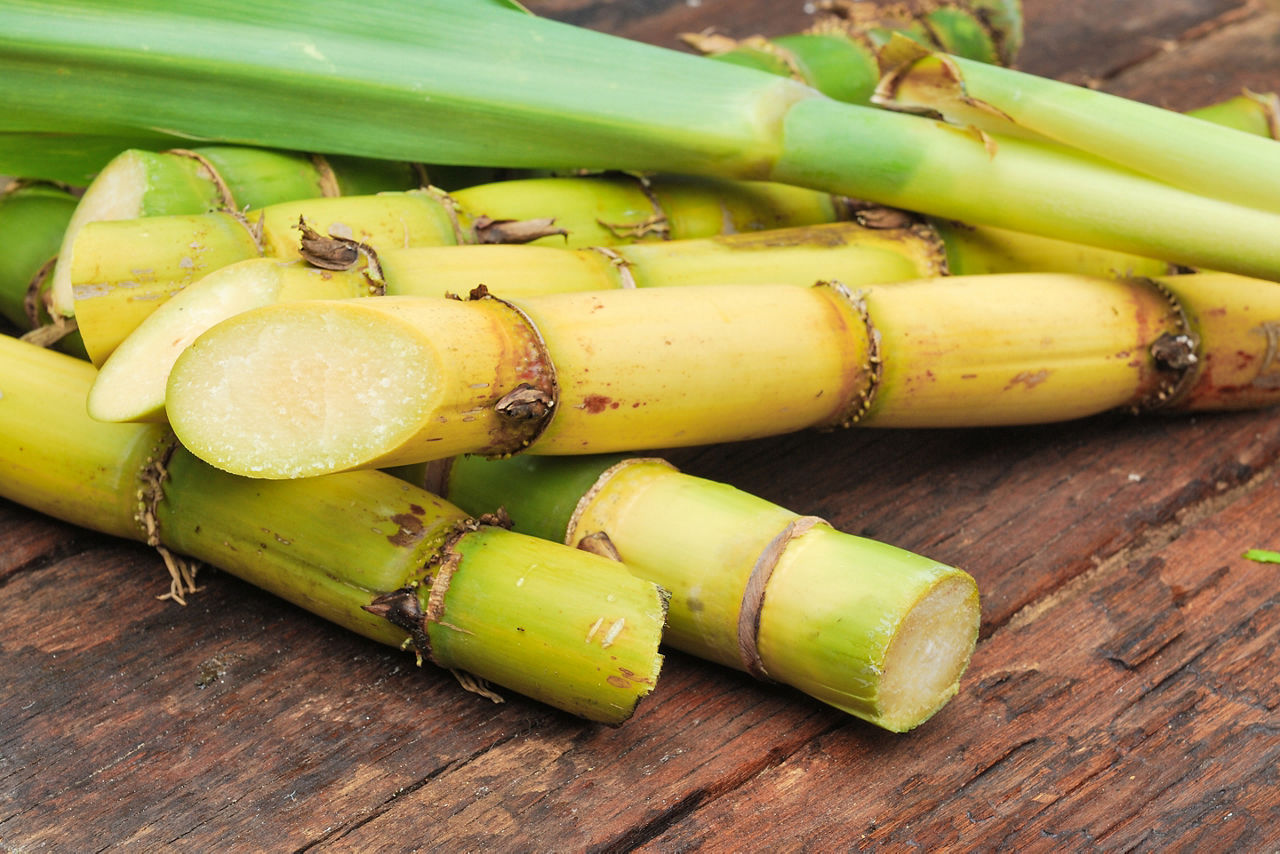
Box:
88 216 1175 424
0 180 86 355
161 270 1280 479
0 333 667 724
683 0 1021 103
69 174 852 364
872 38 1280 215
436 452 979 732
47 146 422 322
7 2 1280 281
1186 90 1280 140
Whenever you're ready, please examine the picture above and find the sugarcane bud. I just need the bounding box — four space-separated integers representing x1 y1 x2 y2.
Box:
495 383 555 422
471 215 567 245
1150 332 1199 371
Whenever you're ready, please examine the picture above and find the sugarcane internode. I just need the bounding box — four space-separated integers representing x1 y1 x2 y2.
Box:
438 453 981 732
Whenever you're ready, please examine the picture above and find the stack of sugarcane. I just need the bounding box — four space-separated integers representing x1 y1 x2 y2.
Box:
4 0 1280 732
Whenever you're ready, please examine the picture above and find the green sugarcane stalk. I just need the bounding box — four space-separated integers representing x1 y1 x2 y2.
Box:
1186 90 1280 140
6 2 1280 280
0 180 87 356
683 0 1022 103
434 452 979 732
0 332 667 723
160 270 1280 480
872 37 1280 216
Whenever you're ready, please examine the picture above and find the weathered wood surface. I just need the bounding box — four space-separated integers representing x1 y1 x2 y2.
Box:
4 1 1280 850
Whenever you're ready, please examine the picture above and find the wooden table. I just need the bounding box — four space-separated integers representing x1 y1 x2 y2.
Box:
4 1 1280 849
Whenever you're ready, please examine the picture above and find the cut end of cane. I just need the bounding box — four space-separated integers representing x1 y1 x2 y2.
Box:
89 260 294 424
875 573 980 732
166 300 436 479
51 150 151 317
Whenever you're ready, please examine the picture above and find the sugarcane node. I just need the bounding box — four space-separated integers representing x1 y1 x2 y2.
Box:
846 202 920 230
588 247 638 288
136 434 203 604
678 29 741 56
596 213 670 240
363 587 433 660
294 216 360 270
471 215 568 245
308 153 342 197
164 147 240 213
737 516 825 682
476 507 514 530
577 531 622 563
495 383 555 422
18 256 79 348
816 280 883 428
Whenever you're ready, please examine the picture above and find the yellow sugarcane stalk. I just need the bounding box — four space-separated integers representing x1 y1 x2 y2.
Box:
0 333 667 723
162 270 1280 480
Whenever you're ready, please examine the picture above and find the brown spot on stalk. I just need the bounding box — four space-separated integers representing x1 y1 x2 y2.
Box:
1006 370 1050 390
581 394 612 414
606 675 631 689
387 512 427 548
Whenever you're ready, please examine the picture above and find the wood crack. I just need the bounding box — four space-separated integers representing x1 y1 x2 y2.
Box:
996 453 1280 637
1090 1 1264 83
590 718 846 853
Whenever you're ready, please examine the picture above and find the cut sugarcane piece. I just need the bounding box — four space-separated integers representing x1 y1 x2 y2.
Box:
165 271 1280 479
9 2 1280 282
439 452 979 732
48 146 419 318
70 174 851 365
71 192 465 365
89 260 370 422
89 214 1173 426
872 37 1280 214
0 334 666 724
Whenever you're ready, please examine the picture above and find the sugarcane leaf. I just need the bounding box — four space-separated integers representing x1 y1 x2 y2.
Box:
1243 548 1280 564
